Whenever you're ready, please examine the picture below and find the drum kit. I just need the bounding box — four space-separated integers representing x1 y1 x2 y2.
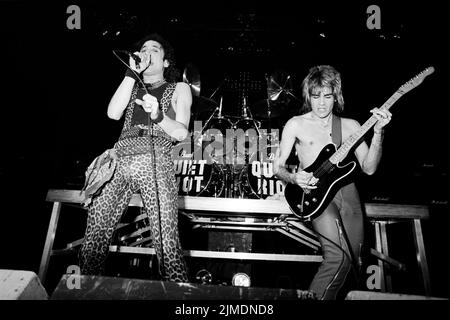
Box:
177 64 299 199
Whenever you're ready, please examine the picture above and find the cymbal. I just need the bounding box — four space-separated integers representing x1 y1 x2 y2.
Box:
266 70 299 102
183 63 201 97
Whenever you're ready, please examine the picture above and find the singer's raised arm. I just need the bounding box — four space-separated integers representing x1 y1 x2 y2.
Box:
107 76 136 120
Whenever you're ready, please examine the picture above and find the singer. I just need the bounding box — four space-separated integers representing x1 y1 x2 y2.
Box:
79 33 191 282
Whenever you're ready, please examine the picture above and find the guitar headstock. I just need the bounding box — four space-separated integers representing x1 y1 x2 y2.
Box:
399 67 435 93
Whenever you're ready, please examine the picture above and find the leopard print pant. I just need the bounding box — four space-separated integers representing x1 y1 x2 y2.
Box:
79 144 188 282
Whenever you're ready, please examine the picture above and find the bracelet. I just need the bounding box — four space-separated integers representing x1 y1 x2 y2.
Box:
152 111 164 124
374 128 384 135
124 68 140 82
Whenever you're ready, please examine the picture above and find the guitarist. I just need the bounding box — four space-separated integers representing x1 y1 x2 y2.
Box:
274 65 392 299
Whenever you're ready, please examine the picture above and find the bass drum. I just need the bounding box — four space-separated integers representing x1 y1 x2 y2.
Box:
203 116 234 138
173 139 225 197
201 116 234 163
233 117 260 165
238 162 286 199
237 164 263 199
177 162 226 198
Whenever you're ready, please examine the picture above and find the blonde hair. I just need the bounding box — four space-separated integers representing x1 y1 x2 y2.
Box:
301 65 344 114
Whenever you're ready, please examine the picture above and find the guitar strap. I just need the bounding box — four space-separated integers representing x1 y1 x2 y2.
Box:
332 114 342 148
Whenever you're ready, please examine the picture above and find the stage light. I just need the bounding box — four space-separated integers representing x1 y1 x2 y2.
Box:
232 272 251 287
195 269 212 285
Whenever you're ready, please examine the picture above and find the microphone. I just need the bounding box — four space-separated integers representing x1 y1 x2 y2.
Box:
114 50 142 64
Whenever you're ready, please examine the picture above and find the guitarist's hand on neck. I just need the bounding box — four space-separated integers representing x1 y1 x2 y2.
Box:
358 108 392 175
371 107 392 134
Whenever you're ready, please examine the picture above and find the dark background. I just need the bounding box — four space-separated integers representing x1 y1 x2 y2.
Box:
0 0 448 298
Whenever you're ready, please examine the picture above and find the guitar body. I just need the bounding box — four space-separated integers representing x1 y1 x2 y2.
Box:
284 143 357 221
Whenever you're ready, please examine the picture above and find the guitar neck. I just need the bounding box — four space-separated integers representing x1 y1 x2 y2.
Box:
330 90 403 164
326 66 434 165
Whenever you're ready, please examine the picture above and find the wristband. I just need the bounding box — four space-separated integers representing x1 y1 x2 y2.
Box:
152 111 164 124
124 68 140 82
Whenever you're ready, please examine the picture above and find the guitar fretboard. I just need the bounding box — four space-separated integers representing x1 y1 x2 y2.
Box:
329 90 404 164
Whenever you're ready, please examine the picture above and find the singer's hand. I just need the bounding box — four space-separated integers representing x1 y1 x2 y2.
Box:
135 94 160 119
130 51 151 73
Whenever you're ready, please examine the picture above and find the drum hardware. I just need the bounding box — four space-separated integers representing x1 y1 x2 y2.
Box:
231 97 261 168
237 164 262 199
198 96 225 136
209 76 228 100
176 71 284 200
191 96 222 153
195 162 226 198
199 97 235 164
239 96 261 138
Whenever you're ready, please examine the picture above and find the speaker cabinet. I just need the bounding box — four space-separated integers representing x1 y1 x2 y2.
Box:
345 290 447 300
0 269 48 300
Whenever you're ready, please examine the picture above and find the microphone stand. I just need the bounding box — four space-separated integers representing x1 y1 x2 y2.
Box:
113 50 166 280
146 98 165 280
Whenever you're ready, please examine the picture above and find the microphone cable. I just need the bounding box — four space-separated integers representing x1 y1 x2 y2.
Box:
310 217 364 293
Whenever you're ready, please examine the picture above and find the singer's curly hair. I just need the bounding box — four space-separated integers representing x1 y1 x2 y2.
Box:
300 65 344 115
133 33 180 82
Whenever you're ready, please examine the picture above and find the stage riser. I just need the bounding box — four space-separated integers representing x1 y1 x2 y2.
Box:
51 275 315 300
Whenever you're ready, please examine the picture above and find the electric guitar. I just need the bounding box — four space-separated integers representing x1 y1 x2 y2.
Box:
284 67 435 221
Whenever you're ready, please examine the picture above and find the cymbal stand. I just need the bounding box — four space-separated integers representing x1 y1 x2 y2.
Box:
193 97 222 144
209 78 227 100
243 97 261 138
265 98 272 134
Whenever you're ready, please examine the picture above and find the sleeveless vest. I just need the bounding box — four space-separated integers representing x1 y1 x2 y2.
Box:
114 82 177 156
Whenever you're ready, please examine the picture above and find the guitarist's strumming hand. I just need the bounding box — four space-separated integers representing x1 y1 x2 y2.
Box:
293 171 319 190
370 107 392 133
